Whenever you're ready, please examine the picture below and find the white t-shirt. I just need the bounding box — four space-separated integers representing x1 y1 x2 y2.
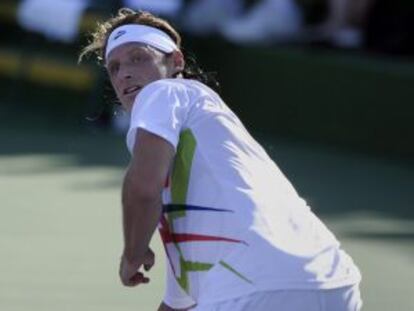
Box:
126 79 361 309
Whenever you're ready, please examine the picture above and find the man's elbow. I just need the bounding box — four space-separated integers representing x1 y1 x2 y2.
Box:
122 175 162 208
124 186 161 208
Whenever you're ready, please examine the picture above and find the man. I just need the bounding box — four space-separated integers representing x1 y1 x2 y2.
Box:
80 8 362 311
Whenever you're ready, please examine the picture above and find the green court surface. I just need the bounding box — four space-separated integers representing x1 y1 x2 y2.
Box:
0 123 413 311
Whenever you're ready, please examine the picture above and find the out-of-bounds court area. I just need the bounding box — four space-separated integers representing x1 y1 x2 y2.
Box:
0 115 412 311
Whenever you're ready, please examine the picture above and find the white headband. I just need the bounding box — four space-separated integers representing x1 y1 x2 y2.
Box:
105 24 179 59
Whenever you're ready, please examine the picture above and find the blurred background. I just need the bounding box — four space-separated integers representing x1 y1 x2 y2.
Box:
0 0 413 310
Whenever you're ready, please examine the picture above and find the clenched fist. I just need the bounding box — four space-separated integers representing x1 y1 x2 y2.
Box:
119 248 155 287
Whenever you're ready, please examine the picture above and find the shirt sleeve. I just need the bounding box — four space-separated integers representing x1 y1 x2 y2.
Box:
163 261 196 309
126 80 190 153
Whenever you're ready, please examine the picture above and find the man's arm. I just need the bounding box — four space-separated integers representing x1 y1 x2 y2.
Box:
120 129 175 286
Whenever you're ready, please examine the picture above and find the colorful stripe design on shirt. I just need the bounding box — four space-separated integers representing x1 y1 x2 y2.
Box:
219 260 253 284
164 204 234 213
170 130 194 218
159 129 252 293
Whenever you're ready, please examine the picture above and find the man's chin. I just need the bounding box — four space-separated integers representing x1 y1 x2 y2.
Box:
116 99 130 112
124 102 134 113
118 97 135 112
123 92 141 110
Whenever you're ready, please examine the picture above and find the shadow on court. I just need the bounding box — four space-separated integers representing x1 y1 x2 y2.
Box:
345 231 414 241
259 136 414 219
0 113 413 221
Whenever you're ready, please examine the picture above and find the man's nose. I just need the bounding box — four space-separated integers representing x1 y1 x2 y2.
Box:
119 66 133 80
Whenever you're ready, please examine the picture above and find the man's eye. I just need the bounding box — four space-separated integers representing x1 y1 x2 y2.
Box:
132 56 142 63
109 64 119 74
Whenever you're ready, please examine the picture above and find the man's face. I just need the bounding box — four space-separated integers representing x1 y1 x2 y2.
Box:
106 42 177 112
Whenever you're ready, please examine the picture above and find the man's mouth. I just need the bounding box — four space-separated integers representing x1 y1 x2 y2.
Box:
123 85 142 95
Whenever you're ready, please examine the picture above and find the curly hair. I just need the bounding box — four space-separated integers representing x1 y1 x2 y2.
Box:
80 8 219 90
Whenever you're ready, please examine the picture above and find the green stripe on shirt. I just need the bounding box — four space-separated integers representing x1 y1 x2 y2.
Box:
171 129 197 217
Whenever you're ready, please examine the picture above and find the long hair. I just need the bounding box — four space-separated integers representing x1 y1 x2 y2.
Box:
79 8 219 91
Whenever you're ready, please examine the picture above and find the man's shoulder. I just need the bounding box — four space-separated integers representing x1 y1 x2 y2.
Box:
143 78 195 92
145 78 215 95
139 79 218 107
135 80 189 106
135 79 205 113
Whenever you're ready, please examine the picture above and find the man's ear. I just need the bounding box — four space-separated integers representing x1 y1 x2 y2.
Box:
171 50 185 74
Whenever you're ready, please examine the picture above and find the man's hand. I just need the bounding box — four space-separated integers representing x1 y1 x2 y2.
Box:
119 248 155 287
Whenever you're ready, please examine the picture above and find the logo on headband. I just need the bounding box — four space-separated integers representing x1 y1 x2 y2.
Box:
113 30 126 40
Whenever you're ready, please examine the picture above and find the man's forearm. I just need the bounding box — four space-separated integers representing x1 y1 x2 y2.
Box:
122 168 162 264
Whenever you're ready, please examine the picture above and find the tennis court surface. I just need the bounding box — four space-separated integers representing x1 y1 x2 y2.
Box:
0 121 413 311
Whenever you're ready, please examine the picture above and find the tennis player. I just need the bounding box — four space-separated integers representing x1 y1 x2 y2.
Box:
81 8 362 311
